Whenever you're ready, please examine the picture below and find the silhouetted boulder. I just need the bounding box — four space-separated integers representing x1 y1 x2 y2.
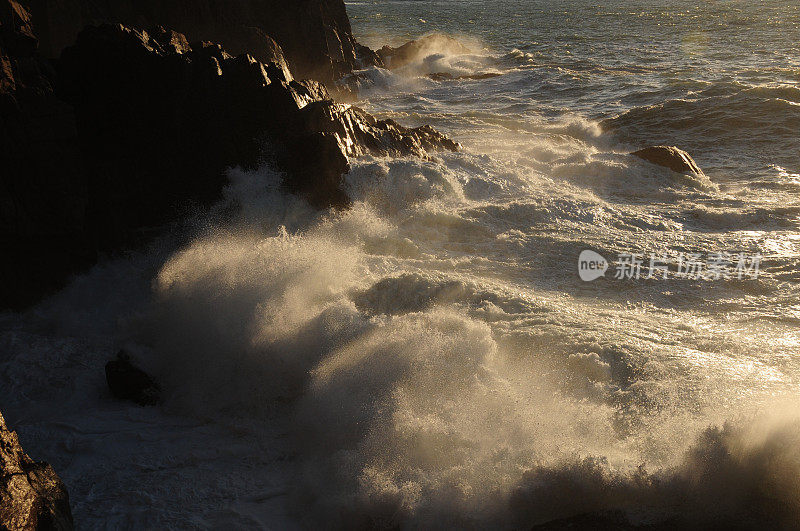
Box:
105 350 161 406
632 145 704 175
0 411 74 530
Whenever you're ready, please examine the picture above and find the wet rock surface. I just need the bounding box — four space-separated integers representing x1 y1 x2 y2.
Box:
632 145 705 175
0 411 74 530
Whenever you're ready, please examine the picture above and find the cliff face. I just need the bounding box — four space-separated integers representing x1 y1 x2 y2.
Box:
0 0 456 309
26 0 381 84
1 0 91 307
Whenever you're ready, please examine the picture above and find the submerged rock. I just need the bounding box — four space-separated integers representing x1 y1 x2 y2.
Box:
0 412 74 530
105 350 161 406
631 145 704 175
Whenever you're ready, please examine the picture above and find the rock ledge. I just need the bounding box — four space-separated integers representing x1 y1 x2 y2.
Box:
0 412 73 530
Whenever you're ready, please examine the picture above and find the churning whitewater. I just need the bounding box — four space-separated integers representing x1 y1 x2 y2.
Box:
2 0 800 528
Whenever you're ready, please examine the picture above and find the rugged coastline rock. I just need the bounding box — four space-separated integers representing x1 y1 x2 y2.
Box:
631 145 705 176
0 412 74 530
25 0 380 85
1 12 458 309
57 22 458 215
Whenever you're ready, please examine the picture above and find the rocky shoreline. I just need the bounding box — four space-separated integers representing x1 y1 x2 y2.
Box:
1 2 459 524
0 0 457 311
1 1 712 527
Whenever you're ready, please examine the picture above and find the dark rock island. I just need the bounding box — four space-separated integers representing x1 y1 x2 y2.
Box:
632 145 705 176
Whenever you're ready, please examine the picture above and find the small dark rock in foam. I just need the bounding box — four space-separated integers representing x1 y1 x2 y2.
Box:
0 411 74 530
632 145 704 175
105 350 161 406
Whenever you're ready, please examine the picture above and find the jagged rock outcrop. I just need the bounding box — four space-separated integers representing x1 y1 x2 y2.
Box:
0 412 73 530
631 145 704 175
0 18 458 309
57 23 458 216
377 34 470 70
25 0 380 84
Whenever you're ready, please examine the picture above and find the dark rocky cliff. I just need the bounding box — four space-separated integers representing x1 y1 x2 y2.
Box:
0 0 455 309
26 0 382 84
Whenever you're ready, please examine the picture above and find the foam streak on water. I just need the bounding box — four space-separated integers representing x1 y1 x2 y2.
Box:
2 0 800 528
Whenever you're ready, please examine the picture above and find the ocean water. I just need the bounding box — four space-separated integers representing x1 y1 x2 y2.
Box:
2 0 800 528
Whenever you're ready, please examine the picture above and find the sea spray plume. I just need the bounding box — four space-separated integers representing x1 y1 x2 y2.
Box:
378 34 472 70
509 415 800 528
129 229 364 414
375 33 498 79
122 164 367 414
120 163 414 416
290 309 634 528
101 148 800 529
121 165 629 526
